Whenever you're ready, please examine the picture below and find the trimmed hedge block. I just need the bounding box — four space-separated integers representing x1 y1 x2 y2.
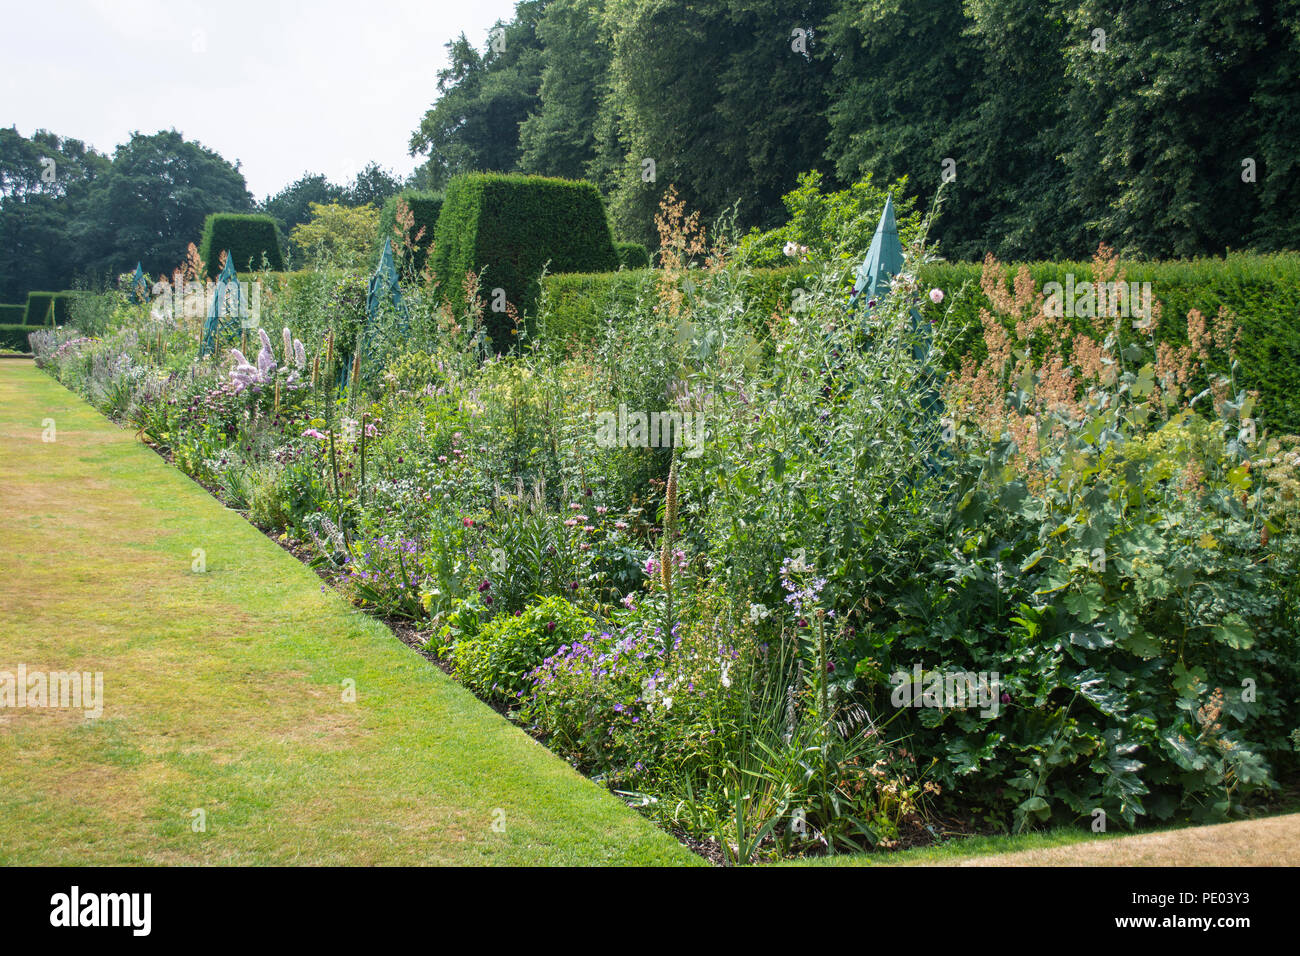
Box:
199 213 285 278
539 254 1300 435
433 174 619 351
377 190 443 276
615 241 650 270
23 291 74 326
539 265 809 345
915 254 1300 437
0 324 36 351
0 304 26 324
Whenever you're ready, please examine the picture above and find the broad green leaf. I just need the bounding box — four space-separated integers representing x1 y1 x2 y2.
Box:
1213 613 1254 650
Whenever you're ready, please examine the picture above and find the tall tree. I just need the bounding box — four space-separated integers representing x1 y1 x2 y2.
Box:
1244 0 1300 251
598 0 836 245
819 0 982 251
1060 0 1286 257
261 172 345 244
409 3 547 189
517 0 611 181
943 0 1075 260
0 128 110 300
344 161 405 208
72 130 252 278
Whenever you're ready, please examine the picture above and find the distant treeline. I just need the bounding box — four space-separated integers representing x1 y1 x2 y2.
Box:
407 0 1300 259
0 127 406 303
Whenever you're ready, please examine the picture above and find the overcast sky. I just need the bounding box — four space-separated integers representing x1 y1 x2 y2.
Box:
2 0 520 200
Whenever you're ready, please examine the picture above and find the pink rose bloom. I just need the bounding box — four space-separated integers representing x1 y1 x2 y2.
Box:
929 288 944 304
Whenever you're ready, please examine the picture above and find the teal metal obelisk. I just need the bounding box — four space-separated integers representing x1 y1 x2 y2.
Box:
199 252 243 358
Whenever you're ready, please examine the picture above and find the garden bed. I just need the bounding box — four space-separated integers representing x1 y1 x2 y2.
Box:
26 223 1300 864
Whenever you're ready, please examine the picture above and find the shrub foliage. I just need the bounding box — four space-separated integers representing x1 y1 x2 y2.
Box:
432 173 618 351
23 291 74 326
198 213 285 278
377 190 443 277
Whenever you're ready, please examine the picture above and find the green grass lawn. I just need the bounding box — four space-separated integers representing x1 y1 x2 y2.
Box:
0 360 698 865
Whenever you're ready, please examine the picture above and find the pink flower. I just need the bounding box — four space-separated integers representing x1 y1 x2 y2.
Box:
302 428 326 440
929 288 944 304
564 519 578 527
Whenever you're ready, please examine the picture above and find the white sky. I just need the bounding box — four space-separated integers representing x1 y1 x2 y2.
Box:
1 0 520 200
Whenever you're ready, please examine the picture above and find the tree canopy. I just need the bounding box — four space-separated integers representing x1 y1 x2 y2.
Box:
405 0 1300 257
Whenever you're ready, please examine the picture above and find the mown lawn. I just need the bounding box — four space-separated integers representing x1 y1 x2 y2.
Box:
0 360 698 865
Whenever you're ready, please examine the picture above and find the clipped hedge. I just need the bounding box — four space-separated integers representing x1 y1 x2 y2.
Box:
914 254 1300 437
199 213 285 278
377 190 443 276
0 325 35 351
539 255 1300 434
0 304 26 324
539 265 810 345
614 241 650 270
433 173 619 351
23 291 74 326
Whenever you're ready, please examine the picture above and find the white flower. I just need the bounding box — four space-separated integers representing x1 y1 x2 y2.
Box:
929 288 945 304
747 602 770 624
783 241 797 257
720 662 732 689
